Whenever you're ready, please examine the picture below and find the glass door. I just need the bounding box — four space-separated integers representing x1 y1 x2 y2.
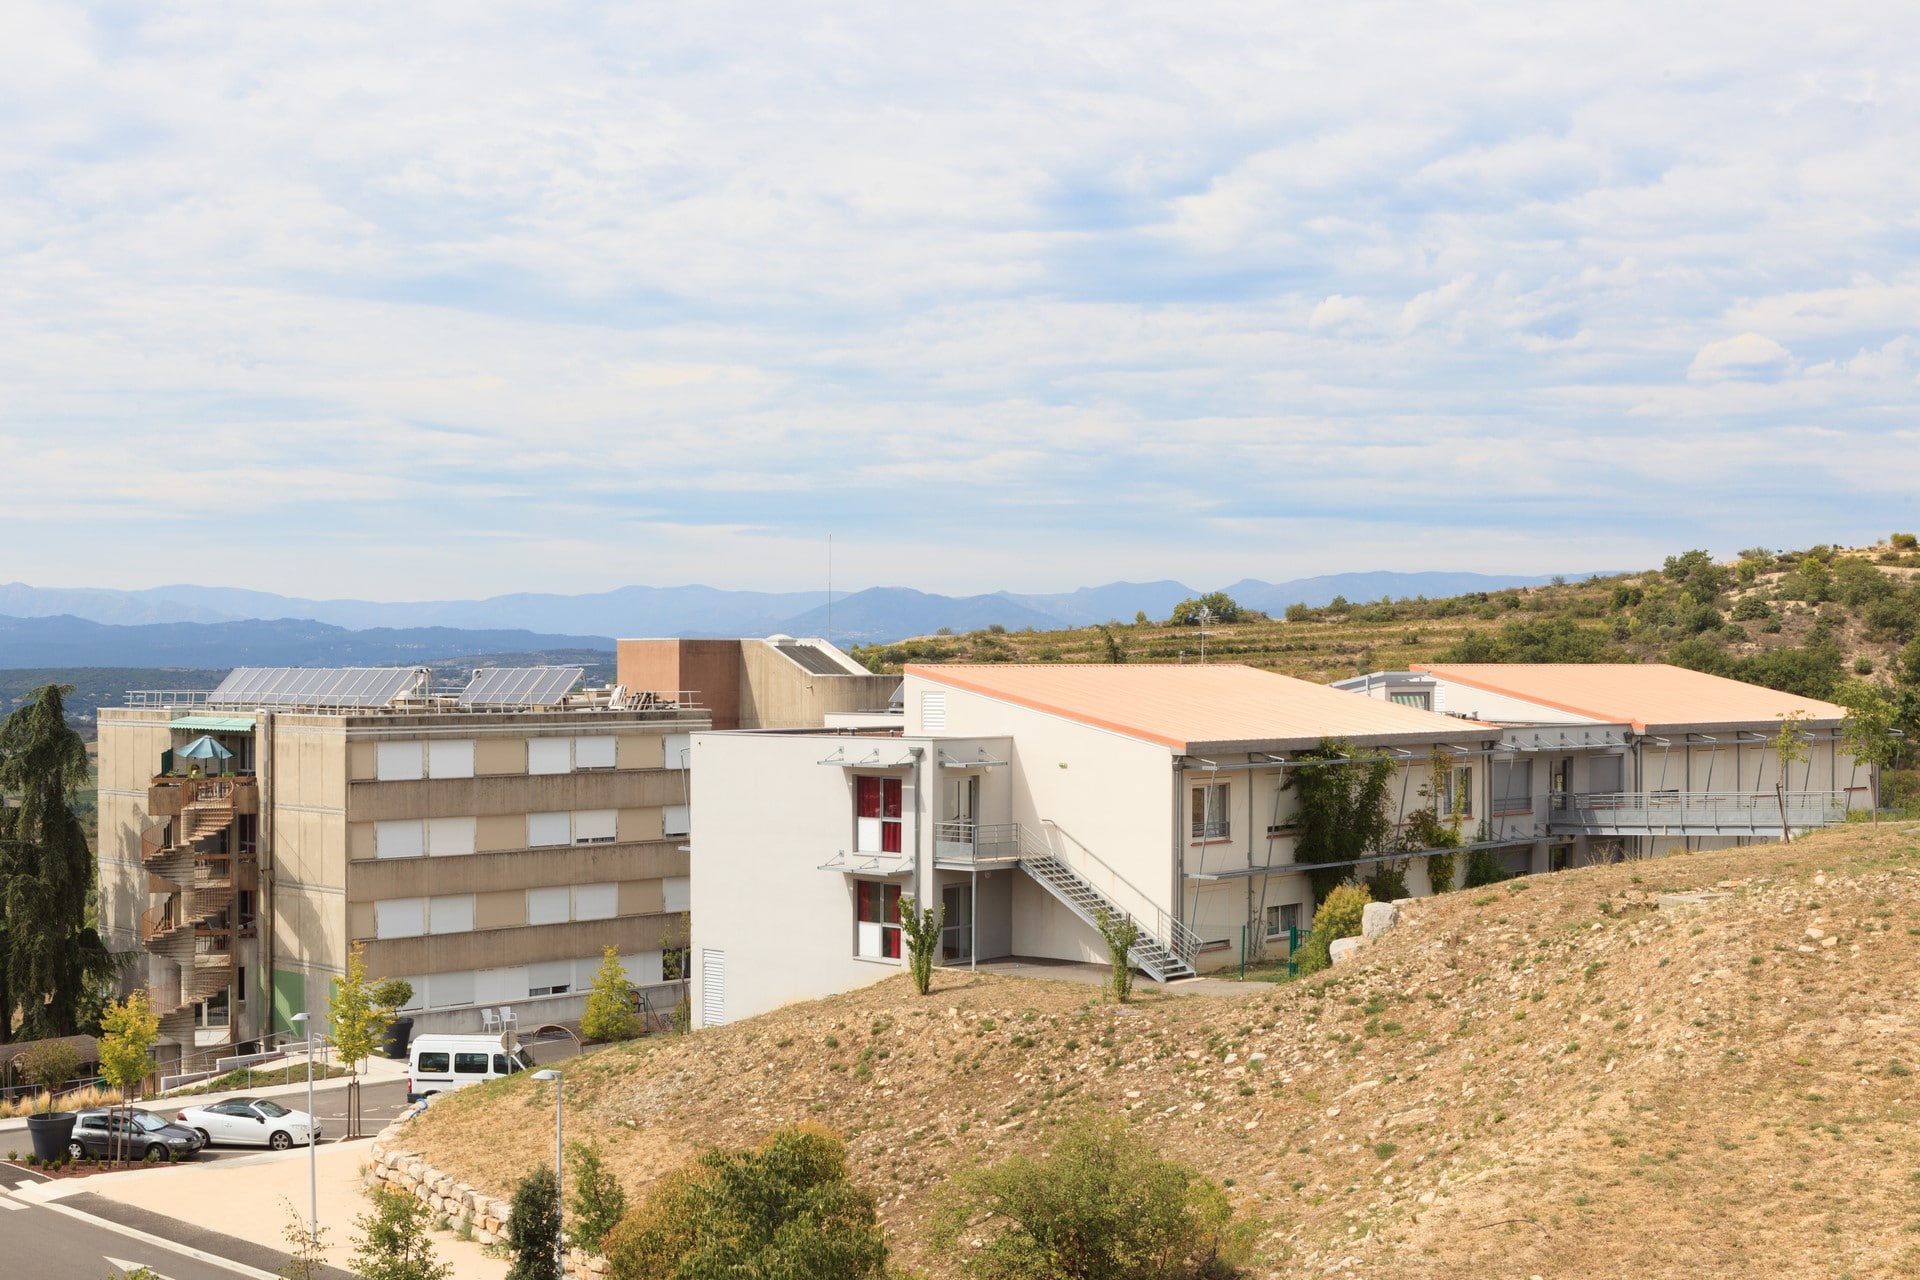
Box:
941 883 973 963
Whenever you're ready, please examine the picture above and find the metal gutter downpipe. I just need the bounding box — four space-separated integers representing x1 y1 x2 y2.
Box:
909 747 925 920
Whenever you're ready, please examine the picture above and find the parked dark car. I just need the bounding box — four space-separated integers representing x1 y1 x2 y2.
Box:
67 1108 205 1162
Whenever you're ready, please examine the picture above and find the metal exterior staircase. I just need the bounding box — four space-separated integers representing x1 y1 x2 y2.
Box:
138 790 240 1048
1009 824 1199 983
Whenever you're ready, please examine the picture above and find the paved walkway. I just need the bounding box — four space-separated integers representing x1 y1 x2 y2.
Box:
23 1135 509 1279
968 955 1273 998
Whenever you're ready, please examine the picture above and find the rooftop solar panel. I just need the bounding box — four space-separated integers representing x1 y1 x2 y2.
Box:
208 667 422 709
776 643 852 676
457 666 584 708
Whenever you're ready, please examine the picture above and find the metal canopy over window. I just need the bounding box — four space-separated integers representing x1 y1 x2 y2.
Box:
168 715 259 732
816 851 912 876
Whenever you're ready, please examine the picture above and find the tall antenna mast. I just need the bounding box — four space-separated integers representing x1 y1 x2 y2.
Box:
827 533 833 647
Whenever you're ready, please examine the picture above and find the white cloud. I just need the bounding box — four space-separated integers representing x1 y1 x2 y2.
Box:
1688 333 1794 380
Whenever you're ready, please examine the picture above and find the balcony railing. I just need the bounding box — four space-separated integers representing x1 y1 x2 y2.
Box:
934 821 1021 866
1553 790 1849 835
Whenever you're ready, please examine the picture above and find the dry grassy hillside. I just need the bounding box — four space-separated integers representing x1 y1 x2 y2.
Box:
849 540 1920 690
405 821 1920 1278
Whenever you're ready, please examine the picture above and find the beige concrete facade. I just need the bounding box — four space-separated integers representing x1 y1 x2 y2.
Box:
98 694 709 1070
618 637 898 730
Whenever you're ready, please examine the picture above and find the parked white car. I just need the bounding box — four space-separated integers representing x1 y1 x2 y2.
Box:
173 1096 321 1150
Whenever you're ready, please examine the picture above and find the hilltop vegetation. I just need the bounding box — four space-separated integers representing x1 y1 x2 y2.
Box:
401 821 1920 1278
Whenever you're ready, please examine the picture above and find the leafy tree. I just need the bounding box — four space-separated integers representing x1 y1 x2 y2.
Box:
97 989 160 1164
1436 616 1618 664
1831 557 1895 608
1133 611 1148 625
1771 711 1814 841
1835 679 1901 823
17 1037 80 1114
331 941 405 1137
601 1124 887 1280
568 1140 628 1255
581 946 639 1043
506 1164 562 1280
935 1117 1253 1279
1661 550 1732 598
0 684 115 1041
1283 741 1395 900
1098 626 1126 663
1463 848 1511 888
897 896 944 996
1168 592 1242 626
1291 883 1371 976
1361 862 1408 902
1093 909 1140 1003
351 1186 451 1280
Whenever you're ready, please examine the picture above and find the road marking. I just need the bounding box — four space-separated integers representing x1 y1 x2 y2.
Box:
0 1193 25 1210
36 1200 280 1279
106 1255 176 1279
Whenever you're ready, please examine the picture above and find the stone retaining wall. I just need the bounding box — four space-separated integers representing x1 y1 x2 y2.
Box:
367 1117 610 1278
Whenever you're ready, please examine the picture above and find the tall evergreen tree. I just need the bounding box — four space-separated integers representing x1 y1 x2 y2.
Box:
0 684 115 1040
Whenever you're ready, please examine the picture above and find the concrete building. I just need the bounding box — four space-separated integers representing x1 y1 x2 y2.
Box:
97 665 708 1070
1334 663 1862 873
689 663 1496 1026
616 637 898 731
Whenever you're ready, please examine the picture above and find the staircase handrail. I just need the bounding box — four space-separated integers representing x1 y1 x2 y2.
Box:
1029 821 1203 966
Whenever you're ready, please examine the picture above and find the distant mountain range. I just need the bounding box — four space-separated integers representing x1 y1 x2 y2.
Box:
0 570 1601 667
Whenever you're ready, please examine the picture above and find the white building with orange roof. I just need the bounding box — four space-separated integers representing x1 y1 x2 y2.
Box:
1334 663 1865 873
688 663 1496 1025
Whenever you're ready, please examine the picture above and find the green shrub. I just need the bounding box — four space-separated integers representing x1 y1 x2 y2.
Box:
580 946 640 1044
351 1186 451 1280
1292 883 1372 976
936 1117 1254 1279
1895 533 1919 551
1094 909 1141 1003
1464 848 1511 888
602 1124 887 1280
568 1141 627 1255
1362 862 1408 903
506 1165 562 1280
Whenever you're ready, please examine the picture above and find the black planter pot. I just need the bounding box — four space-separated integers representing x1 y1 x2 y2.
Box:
26 1112 76 1163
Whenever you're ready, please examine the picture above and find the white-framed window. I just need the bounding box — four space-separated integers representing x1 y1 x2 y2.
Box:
574 810 617 844
427 816 476 856
663 804 689 837
375 742 424 782
855 880 902 960
425 971 475 1009
527 960 573 997
374 898 425 939
1265 903 1301 936
1440 766 1474 819
427 895 476 935
527 886 572 926
1388 690 1431 709
527 812 572 848
428 739 475 778
528 737 572 775
664 876 690 912
574 736 617 770
1191 783 1229 840
375 820 425 859
574 883 617 921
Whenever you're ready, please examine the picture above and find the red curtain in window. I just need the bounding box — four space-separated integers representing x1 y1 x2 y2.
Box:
857 776 882 819
883 883 901 955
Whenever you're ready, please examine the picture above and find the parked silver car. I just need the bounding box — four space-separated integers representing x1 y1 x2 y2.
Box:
68 1108 204 1162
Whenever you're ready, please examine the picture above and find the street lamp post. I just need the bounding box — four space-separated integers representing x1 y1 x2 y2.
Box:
290 1011 317 1251
533 1069 564 1276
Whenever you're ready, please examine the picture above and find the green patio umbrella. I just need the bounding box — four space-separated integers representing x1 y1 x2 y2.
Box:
176 735 234 762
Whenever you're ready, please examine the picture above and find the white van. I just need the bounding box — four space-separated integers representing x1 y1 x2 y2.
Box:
407 1032 535 1102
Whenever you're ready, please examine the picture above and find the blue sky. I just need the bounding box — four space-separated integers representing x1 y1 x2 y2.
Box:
2 2 1916 598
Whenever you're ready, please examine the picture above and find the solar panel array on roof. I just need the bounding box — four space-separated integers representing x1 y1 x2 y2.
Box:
208 667 422 709
776 643 851 677
458 667 584 707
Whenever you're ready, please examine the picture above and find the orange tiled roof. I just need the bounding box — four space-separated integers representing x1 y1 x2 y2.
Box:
905 663 1490 752
1411 663 1847 733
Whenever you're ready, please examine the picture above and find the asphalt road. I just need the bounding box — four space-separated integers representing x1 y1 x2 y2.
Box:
0 1037 582 1276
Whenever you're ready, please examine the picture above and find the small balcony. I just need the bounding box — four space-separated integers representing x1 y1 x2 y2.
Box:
147 774 258 817
933 821 1021 868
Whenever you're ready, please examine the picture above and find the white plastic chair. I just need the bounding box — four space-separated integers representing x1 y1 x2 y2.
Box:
480 1007 501 1033
498 1006 518 1032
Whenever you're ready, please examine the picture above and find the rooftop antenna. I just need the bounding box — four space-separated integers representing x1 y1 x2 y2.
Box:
827 533 832 648
1197 605 1213 664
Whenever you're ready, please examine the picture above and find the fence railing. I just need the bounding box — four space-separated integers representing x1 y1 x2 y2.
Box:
1556 789 1850 833
934 821 1021 864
